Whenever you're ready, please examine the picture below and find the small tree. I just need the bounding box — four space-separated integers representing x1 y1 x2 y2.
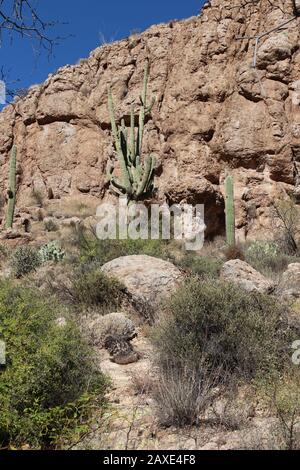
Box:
272 197 300 254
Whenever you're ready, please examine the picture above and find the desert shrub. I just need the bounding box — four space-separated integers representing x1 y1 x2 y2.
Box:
0 282 107 449
44 218 59 232
10 245 41 278
255 370 300 450
211 383 250 431
70 225 173 265
245 241 298 276
39 241 65 263
272 198 300 254
152 278 297 426
71 263 124 310
223 244 245 261
176 254 222 279
132 372 155 396
85 238 171 264
154 278 295 379
154 360 220 427
273 373 300 450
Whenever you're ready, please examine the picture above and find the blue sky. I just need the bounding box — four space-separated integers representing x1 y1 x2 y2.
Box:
0 0 205 95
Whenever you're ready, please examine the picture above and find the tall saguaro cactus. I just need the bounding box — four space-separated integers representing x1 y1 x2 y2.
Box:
5 145 17 229
224 174 235 247
107 59 156 201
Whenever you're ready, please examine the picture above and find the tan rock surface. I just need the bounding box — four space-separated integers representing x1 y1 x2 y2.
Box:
220 259 275 294
101 255 183 316
280 262 300 298
1 0 300 239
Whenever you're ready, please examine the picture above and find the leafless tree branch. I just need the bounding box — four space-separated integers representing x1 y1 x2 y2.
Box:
0 0 66 55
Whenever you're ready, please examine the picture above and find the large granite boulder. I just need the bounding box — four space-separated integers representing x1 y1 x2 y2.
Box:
101 255 183 316
220 259 275 294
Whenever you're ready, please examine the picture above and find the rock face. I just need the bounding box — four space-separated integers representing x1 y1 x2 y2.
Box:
1 0 300 240
101 255 182 315
280 262 300 298
220 259 274 294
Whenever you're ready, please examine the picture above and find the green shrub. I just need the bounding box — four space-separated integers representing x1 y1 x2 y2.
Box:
152 278 297 426
71 263 124 310
176 254 222 279
254 369 300 450
0 282 107 449
39 241 65 263
245 241 298 276
44 218 59 232
70 225 173 265
10 246 41 278
154 277 295 381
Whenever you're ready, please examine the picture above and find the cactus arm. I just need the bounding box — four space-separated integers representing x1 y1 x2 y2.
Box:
5 145 17 229
224 174 236 247
145 97 155 114
129 105 136 165
110 177 128 194
136 155 156 197
120 119 129 166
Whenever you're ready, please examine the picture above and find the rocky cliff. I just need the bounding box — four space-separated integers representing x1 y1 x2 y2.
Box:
1 0 300 240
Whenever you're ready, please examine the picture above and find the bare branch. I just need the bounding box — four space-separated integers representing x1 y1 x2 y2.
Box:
0 0 67 55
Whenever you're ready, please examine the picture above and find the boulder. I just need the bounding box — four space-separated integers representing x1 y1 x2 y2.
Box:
104 335 139 365
101 255 183 316
91 312 137 347
280 263 300 299
220 259 274 294
84 312 139 364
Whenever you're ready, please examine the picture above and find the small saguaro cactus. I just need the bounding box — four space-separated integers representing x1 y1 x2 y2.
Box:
5 145 17 229
107 59 156 201
224 173 235 247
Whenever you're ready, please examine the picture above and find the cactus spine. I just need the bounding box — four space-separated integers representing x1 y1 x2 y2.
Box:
224 174 235 247
5 145 17 229
107 59 156 201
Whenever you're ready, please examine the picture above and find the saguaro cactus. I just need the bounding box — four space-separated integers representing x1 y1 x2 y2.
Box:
5 145 17 229
107 59 156 201
224 174 235 247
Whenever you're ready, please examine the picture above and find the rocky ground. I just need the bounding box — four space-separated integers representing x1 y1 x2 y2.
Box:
75 336 285 451
69 252 300 451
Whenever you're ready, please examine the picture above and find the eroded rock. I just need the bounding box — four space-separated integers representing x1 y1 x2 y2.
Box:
220 259 275 294
101 255 183 316
280 262 300 299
